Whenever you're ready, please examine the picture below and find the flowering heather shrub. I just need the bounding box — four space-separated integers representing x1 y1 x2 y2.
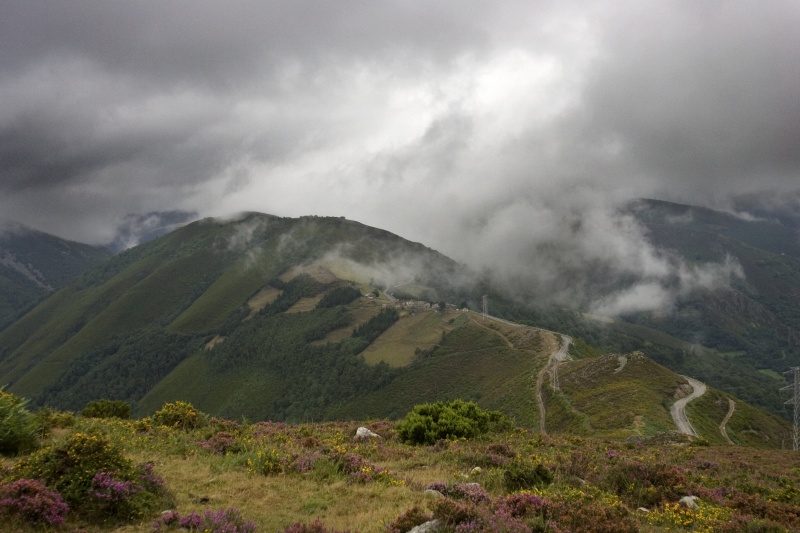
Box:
546 498 638 533
718 514 792 533
88 467 168 520
456 509 532 533
431 497 480 527
14 432 131 505
386 506 432 533
201 431 241 455
0 389 39 455
425 482 491 504
729 493 800 530
151 401 205 430
494 492 547 518
559 450 592 479
250 421 289 440
487 442 516 458
604 459 689 507
153 507 257 532
292 450 326 473
281 519 351 532
13 432 171 520
0 478 69 526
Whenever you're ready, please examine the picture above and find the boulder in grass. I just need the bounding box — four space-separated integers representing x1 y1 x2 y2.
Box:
678 495 700 509
354 427 381 440
408 519 442 533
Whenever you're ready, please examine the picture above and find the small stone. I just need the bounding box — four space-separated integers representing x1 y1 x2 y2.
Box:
408 519 443 533
354 426 381 440
679 495 700 509
636 507 650 513
469 466 482 476
423 489 444 499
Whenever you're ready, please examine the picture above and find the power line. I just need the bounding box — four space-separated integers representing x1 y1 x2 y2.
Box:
781 367 800 451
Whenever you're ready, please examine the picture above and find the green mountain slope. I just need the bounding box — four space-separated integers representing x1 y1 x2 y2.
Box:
0 222 112 327
0 213 462 415
614 199 800 415
0 210 791 447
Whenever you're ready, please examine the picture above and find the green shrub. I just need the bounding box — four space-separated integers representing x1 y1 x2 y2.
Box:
503 458 554 491
395 400 510 445
0 390 39 455
151 401 205 430
81 399 132 419
33 408 75 437
13 431 132 505
13 432 171 520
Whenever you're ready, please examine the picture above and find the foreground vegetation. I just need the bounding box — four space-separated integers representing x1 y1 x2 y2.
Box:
1 395 798 532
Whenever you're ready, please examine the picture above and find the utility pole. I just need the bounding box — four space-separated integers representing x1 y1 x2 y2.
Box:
482 295 488 320
782 367 800 451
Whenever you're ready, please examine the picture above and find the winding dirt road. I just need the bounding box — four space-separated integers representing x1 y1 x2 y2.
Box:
719 398 736 445
670 376 706 437
535 334 571 434
470 312 570 435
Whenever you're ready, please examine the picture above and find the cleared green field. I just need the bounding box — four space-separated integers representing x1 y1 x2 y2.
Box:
362 310 466 367
286 294 325 313
314 300 384 344
245 286 282 318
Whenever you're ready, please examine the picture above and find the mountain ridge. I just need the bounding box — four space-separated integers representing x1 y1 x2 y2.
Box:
0 206 795 445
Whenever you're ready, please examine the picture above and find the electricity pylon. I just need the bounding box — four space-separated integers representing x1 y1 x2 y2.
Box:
782 367 800 451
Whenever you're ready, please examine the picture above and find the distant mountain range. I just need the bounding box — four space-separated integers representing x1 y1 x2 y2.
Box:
0 201 797 443
0 222 112 328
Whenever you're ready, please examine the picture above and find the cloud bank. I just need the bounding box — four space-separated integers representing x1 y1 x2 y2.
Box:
1 1 798 312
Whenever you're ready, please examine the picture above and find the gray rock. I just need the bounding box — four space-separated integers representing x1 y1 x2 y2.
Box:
679 495 700 509
407 519 443 533
354 426 381 440
423 489 444 499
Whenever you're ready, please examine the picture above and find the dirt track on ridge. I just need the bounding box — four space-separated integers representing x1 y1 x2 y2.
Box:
670 376 706 437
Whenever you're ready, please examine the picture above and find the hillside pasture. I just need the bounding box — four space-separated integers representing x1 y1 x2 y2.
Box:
313 299 384 344
553 353 685 438
361 309 466 367
285 294 325 313
245 286 282 318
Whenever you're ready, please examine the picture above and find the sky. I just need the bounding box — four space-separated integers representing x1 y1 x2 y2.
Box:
1 1 799 313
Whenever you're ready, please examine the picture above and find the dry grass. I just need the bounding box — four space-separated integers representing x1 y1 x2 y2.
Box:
245 286 282 318
4 410 800 533
117 452 425 533
204 335 226 350
285 295 326 314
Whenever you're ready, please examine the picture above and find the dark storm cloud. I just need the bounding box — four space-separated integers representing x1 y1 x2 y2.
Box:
581 1 800 200
0 1 798 312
